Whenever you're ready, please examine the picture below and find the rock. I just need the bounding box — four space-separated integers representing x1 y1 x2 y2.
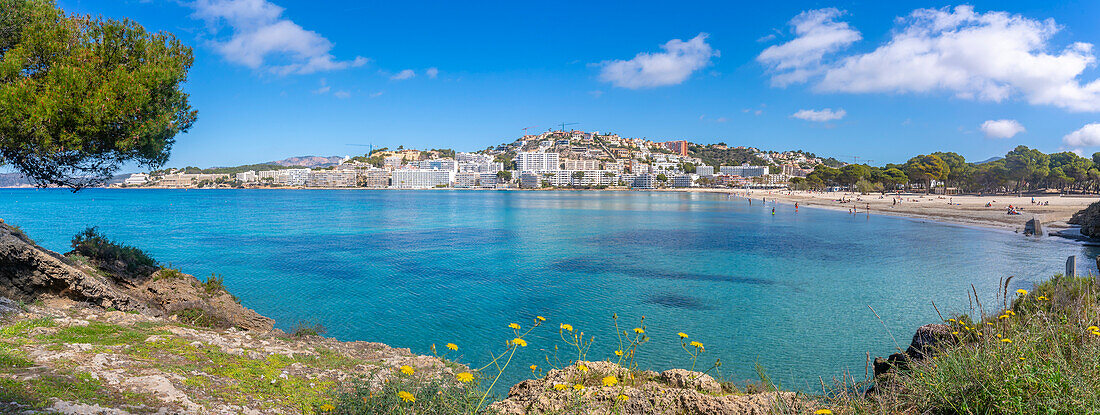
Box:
0 222 272 331
0 223 151 313
659 368 722 394
1024 218 1042 236
490 361 809 415
1069 201 1100 238
873 323 954 377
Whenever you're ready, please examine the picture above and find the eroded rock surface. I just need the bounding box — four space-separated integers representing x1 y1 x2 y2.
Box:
0 221 271 331
490 361 807 415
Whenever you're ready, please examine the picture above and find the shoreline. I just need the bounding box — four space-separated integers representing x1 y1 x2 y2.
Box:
6 186 1099 236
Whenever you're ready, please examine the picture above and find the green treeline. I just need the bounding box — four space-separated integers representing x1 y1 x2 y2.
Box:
792 145 1100 194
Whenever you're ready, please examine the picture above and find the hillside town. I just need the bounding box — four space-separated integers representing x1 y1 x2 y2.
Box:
117 130 831 190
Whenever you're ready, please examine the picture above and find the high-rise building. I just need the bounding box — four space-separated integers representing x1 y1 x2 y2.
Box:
516 152 560 172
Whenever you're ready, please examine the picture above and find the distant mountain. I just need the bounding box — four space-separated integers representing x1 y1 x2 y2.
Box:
0 173 32 187
975 156 1004 164
269 156 343 168
0 173 132 188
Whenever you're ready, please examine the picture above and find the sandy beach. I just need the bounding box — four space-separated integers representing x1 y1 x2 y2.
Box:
680 188 1100 233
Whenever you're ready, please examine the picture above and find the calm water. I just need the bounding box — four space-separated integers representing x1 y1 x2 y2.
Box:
1 188 1093 390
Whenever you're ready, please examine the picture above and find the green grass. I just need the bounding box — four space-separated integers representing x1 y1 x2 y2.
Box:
827 274 1100 414
172 308 220 328
43 322 168 346
0 318 55 339
0 345 33 369
319 377 487 415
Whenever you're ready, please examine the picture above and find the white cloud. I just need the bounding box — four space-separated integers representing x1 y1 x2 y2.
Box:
791 108 846 122
312 85 330 94
425 67 439 79
980 119 1025 139
190 0 367 75
756 8 861 86
391 69 415 80
333 91 350 99
761 6 1100 112
1063 123 1100 147
369 91 384 98
598 33 718 89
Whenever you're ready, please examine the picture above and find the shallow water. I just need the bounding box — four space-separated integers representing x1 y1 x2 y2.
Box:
1 188 1093 390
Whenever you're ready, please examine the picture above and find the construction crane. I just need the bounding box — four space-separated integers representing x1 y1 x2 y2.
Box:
521 126 538 135
558 122 579 132
346 143 374 155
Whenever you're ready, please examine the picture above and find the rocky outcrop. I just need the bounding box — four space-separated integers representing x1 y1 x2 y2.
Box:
489 361 808 415
873 323 955 377
0 220 272 331
1069 201 1100 238
0 221 152 313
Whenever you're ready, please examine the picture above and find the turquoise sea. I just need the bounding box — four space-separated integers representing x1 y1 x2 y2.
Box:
0 188 1093 390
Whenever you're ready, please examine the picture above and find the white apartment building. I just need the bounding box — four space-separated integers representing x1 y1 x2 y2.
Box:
562 159 600 170
696 165 715 176
391 169 454 189
123 173 149 186
453 172 479 188
478 173 498 188
632 173 656 189
720 163 768 177
516 152 559 172
672 174 695 188
308 169 356 187
281 169 312 186
235 171 257 183
417 159 458 171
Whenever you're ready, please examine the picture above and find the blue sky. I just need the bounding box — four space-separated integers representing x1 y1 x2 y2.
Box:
54 0 1100 167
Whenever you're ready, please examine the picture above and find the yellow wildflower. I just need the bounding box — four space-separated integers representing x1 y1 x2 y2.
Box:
537 316 546 322
1001 338 1012 343
1037 296 1048 301
1019 357 1026 361
446 343 458 351
530 365 538 371
814 410 833 415
633 328 645 334
616 394 629 402
553 383 568 391
951 331 959 335
678 332 689 339
1017 289 1028 295
560 323 574 332
512 338 527 347
1088 326 1099 332
577 364 589 372
602 376 618 387
456 372 474 382
1093 330 1100 336
509 323 521 330
689 341 704 349
998 314 1009 320
615 350 624 356
1007 310 1016 316
573 384 585 391
986 322 994 326
319 404 335 412
397 391 415 403
947 318 956 323
399 365 414 376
